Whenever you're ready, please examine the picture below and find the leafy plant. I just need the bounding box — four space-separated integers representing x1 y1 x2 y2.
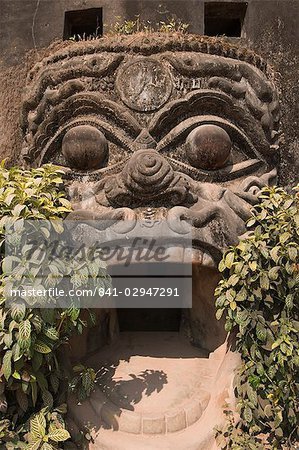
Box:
157 17 189 33
27 408 70 450
105 15 189 35
69 365 97 402
215 185 299 449
0 162 108 447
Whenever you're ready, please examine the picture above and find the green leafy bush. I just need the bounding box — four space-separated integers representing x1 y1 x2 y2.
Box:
105 15 189 35
0 163 108 448
69 365 97 403
215 185 299 449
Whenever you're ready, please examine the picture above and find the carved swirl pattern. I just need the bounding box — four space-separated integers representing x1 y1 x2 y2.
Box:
124 150 174 194
104 150 197 208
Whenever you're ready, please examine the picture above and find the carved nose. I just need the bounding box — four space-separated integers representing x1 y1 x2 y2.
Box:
125 149 175 195
104 148 196 208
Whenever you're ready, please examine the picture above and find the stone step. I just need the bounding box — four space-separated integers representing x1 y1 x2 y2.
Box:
90 388 211 435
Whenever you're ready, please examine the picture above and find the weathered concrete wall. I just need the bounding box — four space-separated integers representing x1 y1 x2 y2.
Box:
241 0 299 186
0 0 298 185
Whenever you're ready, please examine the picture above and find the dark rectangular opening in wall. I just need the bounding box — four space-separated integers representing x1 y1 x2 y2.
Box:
63 8 103 40
204 2 247 37
118 308 182 332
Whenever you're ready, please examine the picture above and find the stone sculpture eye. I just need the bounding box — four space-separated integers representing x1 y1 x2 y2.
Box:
186 124 232 170
61 125 108 170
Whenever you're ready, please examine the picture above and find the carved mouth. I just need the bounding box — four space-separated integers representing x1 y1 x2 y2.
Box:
65 171 277 447
67 213 222 269
67 168 277 272
66 214 238 448
67 191 244 269
67 274 240 447
68 332 237 439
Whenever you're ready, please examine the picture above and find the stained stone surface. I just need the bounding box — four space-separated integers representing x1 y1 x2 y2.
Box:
67 333 240 448
186 125 232 170
87 332 209 417
20 36 281 262
62 125 108 170
116 58 172 112
19 33 285 448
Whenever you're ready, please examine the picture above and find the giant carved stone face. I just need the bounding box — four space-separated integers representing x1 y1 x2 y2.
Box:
22 35 280 265
21 35 280 448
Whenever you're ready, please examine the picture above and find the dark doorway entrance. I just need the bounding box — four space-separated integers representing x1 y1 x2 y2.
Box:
118 308 181 332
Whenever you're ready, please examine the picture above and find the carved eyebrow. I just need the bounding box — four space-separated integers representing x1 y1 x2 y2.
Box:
149 90 271 158
28 93 142 164
36 92 142 140
165 156 264 183
156 115 265 162
37 118 136 167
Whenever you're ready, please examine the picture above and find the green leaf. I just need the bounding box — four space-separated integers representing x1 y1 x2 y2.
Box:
42 390 54 408
12 204 26 216
50 373 59 393
288 246 297 261
275 427 284 438
260 273 270 290
10 302 26 322
59 198 72 209
2 350 12 380
224 252 235 269
43 326 59 341
270 246 280 262
230 301 237 311
243 405 253 423
30 412 46 439
264 404 273 418
268 266 280 280
40 309 55 324
36 371 48 391
285 294 294 309
32 352 43 372
235 288 247 303
55 403 67 414
34 341 52 354
247 386 258 405
256 322 267 342
27 440 42 450
16 388 29 412
48 428 70 442
228 274 239 286
82 371 93 393
216 308 224 320
280 232 291 243
19 319 31 340
218 260 226 272
42 443 54 450
247 218 256 228
249 261 257 271
31 315 43 333
272 338 283 350
12 370 21 379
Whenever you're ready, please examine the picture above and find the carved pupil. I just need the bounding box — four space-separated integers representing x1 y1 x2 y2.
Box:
62 125 108 170
186 125 231 170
